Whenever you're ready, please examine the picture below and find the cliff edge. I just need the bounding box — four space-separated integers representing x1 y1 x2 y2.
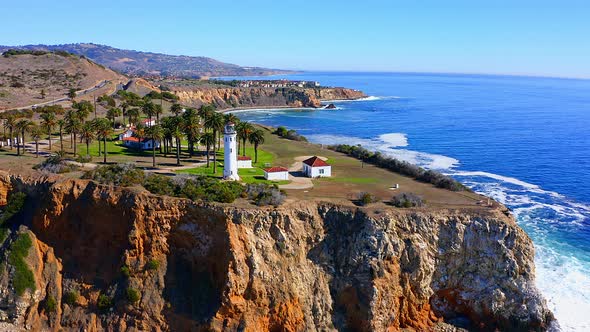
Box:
0 172 554 331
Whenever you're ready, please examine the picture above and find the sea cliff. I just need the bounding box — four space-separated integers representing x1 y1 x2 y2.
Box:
0 172 554 331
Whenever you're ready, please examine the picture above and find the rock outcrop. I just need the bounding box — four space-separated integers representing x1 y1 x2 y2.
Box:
172 87 366 110
0 172 555 331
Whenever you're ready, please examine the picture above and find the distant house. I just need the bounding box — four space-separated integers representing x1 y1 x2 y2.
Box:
302 156 331 178
264 167 289 181
141 118 156 127
122 136 160 150
118 128 135 141
237 156 253 168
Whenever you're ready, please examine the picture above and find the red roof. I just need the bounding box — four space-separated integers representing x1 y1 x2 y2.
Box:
302 156 329 167
237 156 252 161
264 167 289 173
123 137 140 142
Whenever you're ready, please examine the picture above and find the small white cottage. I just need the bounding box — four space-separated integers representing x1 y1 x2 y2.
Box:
302 156 331 178
237 156 253 168
263 167 289 181
122 137 160 150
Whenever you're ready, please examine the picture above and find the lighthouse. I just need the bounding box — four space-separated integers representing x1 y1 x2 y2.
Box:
223 122 240 181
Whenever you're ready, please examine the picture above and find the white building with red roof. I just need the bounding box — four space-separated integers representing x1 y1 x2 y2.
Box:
122 136 160 150
302 156 331 178
237 155 253 168
263 167 289 181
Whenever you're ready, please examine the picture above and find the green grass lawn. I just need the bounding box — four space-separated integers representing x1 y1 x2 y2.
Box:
176 146 289 184
321 177 379 184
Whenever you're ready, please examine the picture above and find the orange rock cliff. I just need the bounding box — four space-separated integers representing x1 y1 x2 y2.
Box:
0 172 554 331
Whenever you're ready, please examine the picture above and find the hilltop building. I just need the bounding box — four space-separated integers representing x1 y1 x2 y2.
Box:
264 167 289 181
223 123 240 180
302 156 331 178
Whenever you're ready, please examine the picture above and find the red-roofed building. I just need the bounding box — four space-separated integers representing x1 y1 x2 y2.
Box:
302 156 331 178
122 136 160 150
263 166 289 181
237 155 252 168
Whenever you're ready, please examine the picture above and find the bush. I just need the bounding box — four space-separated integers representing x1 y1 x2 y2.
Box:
0 192 27 224
120 265 130 278
126 288 140 303
161 91 179 100
146 259 159 270
274 126 307 142
8 233 36 296
45 295 57 312
75 154 92 164
83 163 145 186
34 152 78 174
173 175 244 203
357 192 378 206
391 192 423 208
97 294 113 311
143 174 176 196
244 183 286 206
63 291 78 306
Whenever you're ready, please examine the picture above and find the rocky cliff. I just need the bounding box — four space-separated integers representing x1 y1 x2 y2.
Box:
0 172 554 331
172 87 366 110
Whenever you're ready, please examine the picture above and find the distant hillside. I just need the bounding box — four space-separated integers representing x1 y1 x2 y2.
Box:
0 51 127 110
0 43 293 78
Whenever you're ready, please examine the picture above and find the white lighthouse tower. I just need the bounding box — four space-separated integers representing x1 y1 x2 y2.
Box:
223 122 240 181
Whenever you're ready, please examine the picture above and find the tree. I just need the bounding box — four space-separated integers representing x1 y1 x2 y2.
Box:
39 111 56 152
80 121 95 157
127 108 140 126
181 108 200 157
67 88 77 99
237 122 254 156
3 115 15 150
146 125 164 167
204 113 224 174
29 125 43 157
106 107 122 129
171 124 184 166
72 101 94 120
56 119 65 152
248 129 265 163
94 118 112 164
64 110 82 156
120 101 130 127
170 103 183 117
40 89 46 99
142 101 156 122
15 119 33 156
153 104 163 124
200 132 215 168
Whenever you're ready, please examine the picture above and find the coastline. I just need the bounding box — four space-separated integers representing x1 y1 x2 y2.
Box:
218 95 369 113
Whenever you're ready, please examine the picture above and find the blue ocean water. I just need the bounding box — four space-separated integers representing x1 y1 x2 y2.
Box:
226 72 590 331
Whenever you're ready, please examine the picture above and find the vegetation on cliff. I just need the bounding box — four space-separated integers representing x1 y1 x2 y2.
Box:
8 233 35 296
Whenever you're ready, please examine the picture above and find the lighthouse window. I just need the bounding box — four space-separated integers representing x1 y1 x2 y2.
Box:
230 148 232 153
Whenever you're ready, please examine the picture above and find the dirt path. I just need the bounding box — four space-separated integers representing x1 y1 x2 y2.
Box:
279 155 328 190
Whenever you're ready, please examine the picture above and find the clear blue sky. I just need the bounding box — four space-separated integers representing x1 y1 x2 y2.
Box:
2 0 590 78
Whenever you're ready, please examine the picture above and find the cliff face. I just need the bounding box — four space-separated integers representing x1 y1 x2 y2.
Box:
0 173 554 331
172 87 366 109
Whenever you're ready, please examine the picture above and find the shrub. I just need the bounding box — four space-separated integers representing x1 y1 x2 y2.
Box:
143 174 176 196
8 233 36 296
120 266 130 278
357 192 378 206
0 192 27 224
244 184 286 206
146 259 159 270
83 163 145 186
126 288 140 303
34 152 78 174
45 295 57 312
75 154 92 164
173 175 244 203
161 91 179 100
274 126 307 142
63 291 78 306
391 192 423 208
97 294 113 311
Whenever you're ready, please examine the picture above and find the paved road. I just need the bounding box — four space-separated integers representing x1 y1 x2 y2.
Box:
6 80 112 111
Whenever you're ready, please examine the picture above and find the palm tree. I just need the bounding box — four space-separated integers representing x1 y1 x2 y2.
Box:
204 113 225 174
142 101 156 123
182 108 200 157
237 122 254 156
40 111 56 151
15 119 32 156
224 113 239 125
198 104 215 120
72 100 94 120
94 118 112 164
248 129 265 163
106 107 122 129
127 108 140 127
153 104 163 124
56 119 65 152
171 125 184 166
200 132 215 168
29 124 43 158
146 125 164 167
80 121 95 157
64 110 82 156
3 115 15 150
121 101 130 127
170 103 183 117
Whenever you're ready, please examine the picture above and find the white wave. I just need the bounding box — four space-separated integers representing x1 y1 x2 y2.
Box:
305 133 459 169
451 170 540 189
323 95 405 103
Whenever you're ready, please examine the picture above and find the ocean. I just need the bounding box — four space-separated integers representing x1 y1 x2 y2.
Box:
224 72 590 331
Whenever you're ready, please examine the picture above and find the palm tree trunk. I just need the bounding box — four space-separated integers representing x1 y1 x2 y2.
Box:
47 126 52 151
152 138 156 167
35 141 39 157
176 137 181 166
242 138 247 156
86 141 90 156
206 145 210 167
9 128 13 150
103 136 107 164
21 131 26 154
254 143 258 163
59 130 63 151
73 133 77 155
98 137 102 157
